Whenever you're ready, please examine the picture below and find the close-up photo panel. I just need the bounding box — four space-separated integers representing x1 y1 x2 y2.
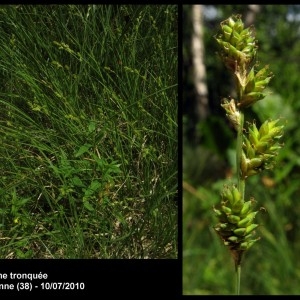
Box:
183 4 300 295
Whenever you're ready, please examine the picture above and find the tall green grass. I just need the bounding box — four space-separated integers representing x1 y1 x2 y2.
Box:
0 5 177 258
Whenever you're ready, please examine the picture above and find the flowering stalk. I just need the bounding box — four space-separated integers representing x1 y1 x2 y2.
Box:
213 14 284 294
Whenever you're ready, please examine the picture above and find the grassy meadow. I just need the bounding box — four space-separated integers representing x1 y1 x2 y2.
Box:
0 5 178 259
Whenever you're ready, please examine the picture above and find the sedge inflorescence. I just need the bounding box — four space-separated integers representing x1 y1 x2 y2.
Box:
213 14 284 259
214 185 259 259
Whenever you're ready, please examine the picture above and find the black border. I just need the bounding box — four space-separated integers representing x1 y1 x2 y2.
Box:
0 259 180 296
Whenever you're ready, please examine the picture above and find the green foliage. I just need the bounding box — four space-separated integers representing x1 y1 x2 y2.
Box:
0 5 177 258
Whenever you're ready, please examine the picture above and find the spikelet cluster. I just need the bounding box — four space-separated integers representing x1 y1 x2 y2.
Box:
241 119 284 179
215 14 273 109
238 65 274 109
214 185 260 257
221 98 241 131
215 14 257 72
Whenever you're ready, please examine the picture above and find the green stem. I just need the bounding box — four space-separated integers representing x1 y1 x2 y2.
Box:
236 111 245 198
236 263 241 295
235 106 245 295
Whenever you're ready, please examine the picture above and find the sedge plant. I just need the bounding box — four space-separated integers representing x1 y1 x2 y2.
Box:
213 15 284 294
0 5 177 259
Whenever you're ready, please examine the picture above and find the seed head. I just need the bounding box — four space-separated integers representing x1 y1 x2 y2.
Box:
241 119 284 178
215 14 257 72
214 185 260 261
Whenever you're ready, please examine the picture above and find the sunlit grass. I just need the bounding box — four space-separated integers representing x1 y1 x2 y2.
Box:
0 5 177 258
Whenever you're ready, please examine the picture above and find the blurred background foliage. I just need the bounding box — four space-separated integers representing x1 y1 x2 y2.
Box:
183 5 300 295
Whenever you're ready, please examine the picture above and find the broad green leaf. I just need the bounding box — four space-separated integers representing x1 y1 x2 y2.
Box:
83 200 94 211
70 176 85 187
88 121 96 133
84 180 101 197
75 143 92 157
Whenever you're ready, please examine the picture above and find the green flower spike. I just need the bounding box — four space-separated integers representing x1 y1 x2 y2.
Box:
215 15 273 109
215 14 257 72
221 98 241 131
214 185 260 267
241 119 284 179
239 65 274 108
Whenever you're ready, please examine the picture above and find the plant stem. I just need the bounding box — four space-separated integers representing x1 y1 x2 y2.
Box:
235 108 244 295
236 110 245 198
236 263 241 295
